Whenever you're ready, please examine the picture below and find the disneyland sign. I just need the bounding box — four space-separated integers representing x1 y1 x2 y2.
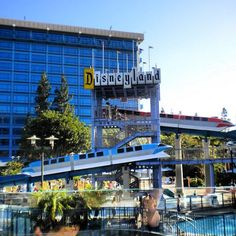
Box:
84 67 161 89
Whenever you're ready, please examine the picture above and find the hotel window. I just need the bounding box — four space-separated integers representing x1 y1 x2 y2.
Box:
64 56 78 65
13 106 28 114
0 62 12 71
47 75 60 84
32 32 47 41
80 37 93 45
0 105 10 113
0 83 11 91
0 29 13 38
0 51 12 60
31 63 46 73
80 108 91 116
0 128 9 134
0 151 9 157
15 52 30 61
48 55 62 64
48 45 62 54
15 30 30 39
14 73 29 82
32 54 46 63
48 64 62 74
64 47 78 55
0 139 9 145
69 86 78 95
64 35 78 44
67 76 78 85
14 62 29 72
13 84 28 92
15 42 30 51
13 95 29 103
0 94 10 102
48 33 63 43
64 66 78 75
0 40 12 49
80 48 91 56
31 74 41 83
0 72 11 81
32 43 47 52
13 117 26 125
0 117 10 124
13 128 23 135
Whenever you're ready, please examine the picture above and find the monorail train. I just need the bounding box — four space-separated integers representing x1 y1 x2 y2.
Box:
110 108 233 131
22 143 171 177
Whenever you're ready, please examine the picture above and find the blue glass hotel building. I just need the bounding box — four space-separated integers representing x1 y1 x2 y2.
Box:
0 18 144 164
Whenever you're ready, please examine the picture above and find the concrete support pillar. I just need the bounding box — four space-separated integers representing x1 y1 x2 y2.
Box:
153 165 162 189
95 96 103 148
91 174 97 189
150 86 160 143
26 182 31 192
65 178 74 190
203 138 215 193
175 134 184 196
122 166 130 198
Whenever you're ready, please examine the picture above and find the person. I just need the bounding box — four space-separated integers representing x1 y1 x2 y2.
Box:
142 193 160 232
111 196 117 218
33 225 43 236
177 194 181 213
146 194 160 231
46 225 79 236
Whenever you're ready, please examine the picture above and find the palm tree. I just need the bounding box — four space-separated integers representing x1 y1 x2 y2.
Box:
33 191 72 229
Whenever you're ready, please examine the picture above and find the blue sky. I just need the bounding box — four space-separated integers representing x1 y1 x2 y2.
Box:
1 0 236 122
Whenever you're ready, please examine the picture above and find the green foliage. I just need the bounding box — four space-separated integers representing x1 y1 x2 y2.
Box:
103 128 121 147
161 133 175 146
20 110 90 160
35 72 51 115
0 161 23 176
79 190 109 209
183 165 204 179
216 172 236 186
190 178 204 187
32 190 108 230
52 75 72 113
33 191 71 223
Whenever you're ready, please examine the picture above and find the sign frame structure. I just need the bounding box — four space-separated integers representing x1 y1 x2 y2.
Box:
84 67 161 89
84 68 95 90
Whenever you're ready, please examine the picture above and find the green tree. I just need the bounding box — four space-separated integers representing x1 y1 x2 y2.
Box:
0 161 23 176
20 110 90 160
32 191 72 229
52 75 72 113
35 72 51 115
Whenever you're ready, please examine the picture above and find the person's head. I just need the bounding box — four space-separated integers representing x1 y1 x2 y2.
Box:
33 225 42 236
178 194 181 198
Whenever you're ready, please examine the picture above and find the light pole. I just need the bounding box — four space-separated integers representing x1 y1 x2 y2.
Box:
148 46 154 71
27 135 58 188
142 61 147 71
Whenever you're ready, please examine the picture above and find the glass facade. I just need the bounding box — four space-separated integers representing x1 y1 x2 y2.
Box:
0 20 141 161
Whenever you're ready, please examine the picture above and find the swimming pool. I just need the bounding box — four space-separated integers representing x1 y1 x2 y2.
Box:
177 213 236 236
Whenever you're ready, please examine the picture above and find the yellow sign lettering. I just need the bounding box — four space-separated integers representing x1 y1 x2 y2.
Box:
84 68 94 89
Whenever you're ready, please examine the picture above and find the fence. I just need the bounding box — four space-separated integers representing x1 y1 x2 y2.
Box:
0 189 235 235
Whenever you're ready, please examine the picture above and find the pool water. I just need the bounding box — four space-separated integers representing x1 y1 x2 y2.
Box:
177 213 236 236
